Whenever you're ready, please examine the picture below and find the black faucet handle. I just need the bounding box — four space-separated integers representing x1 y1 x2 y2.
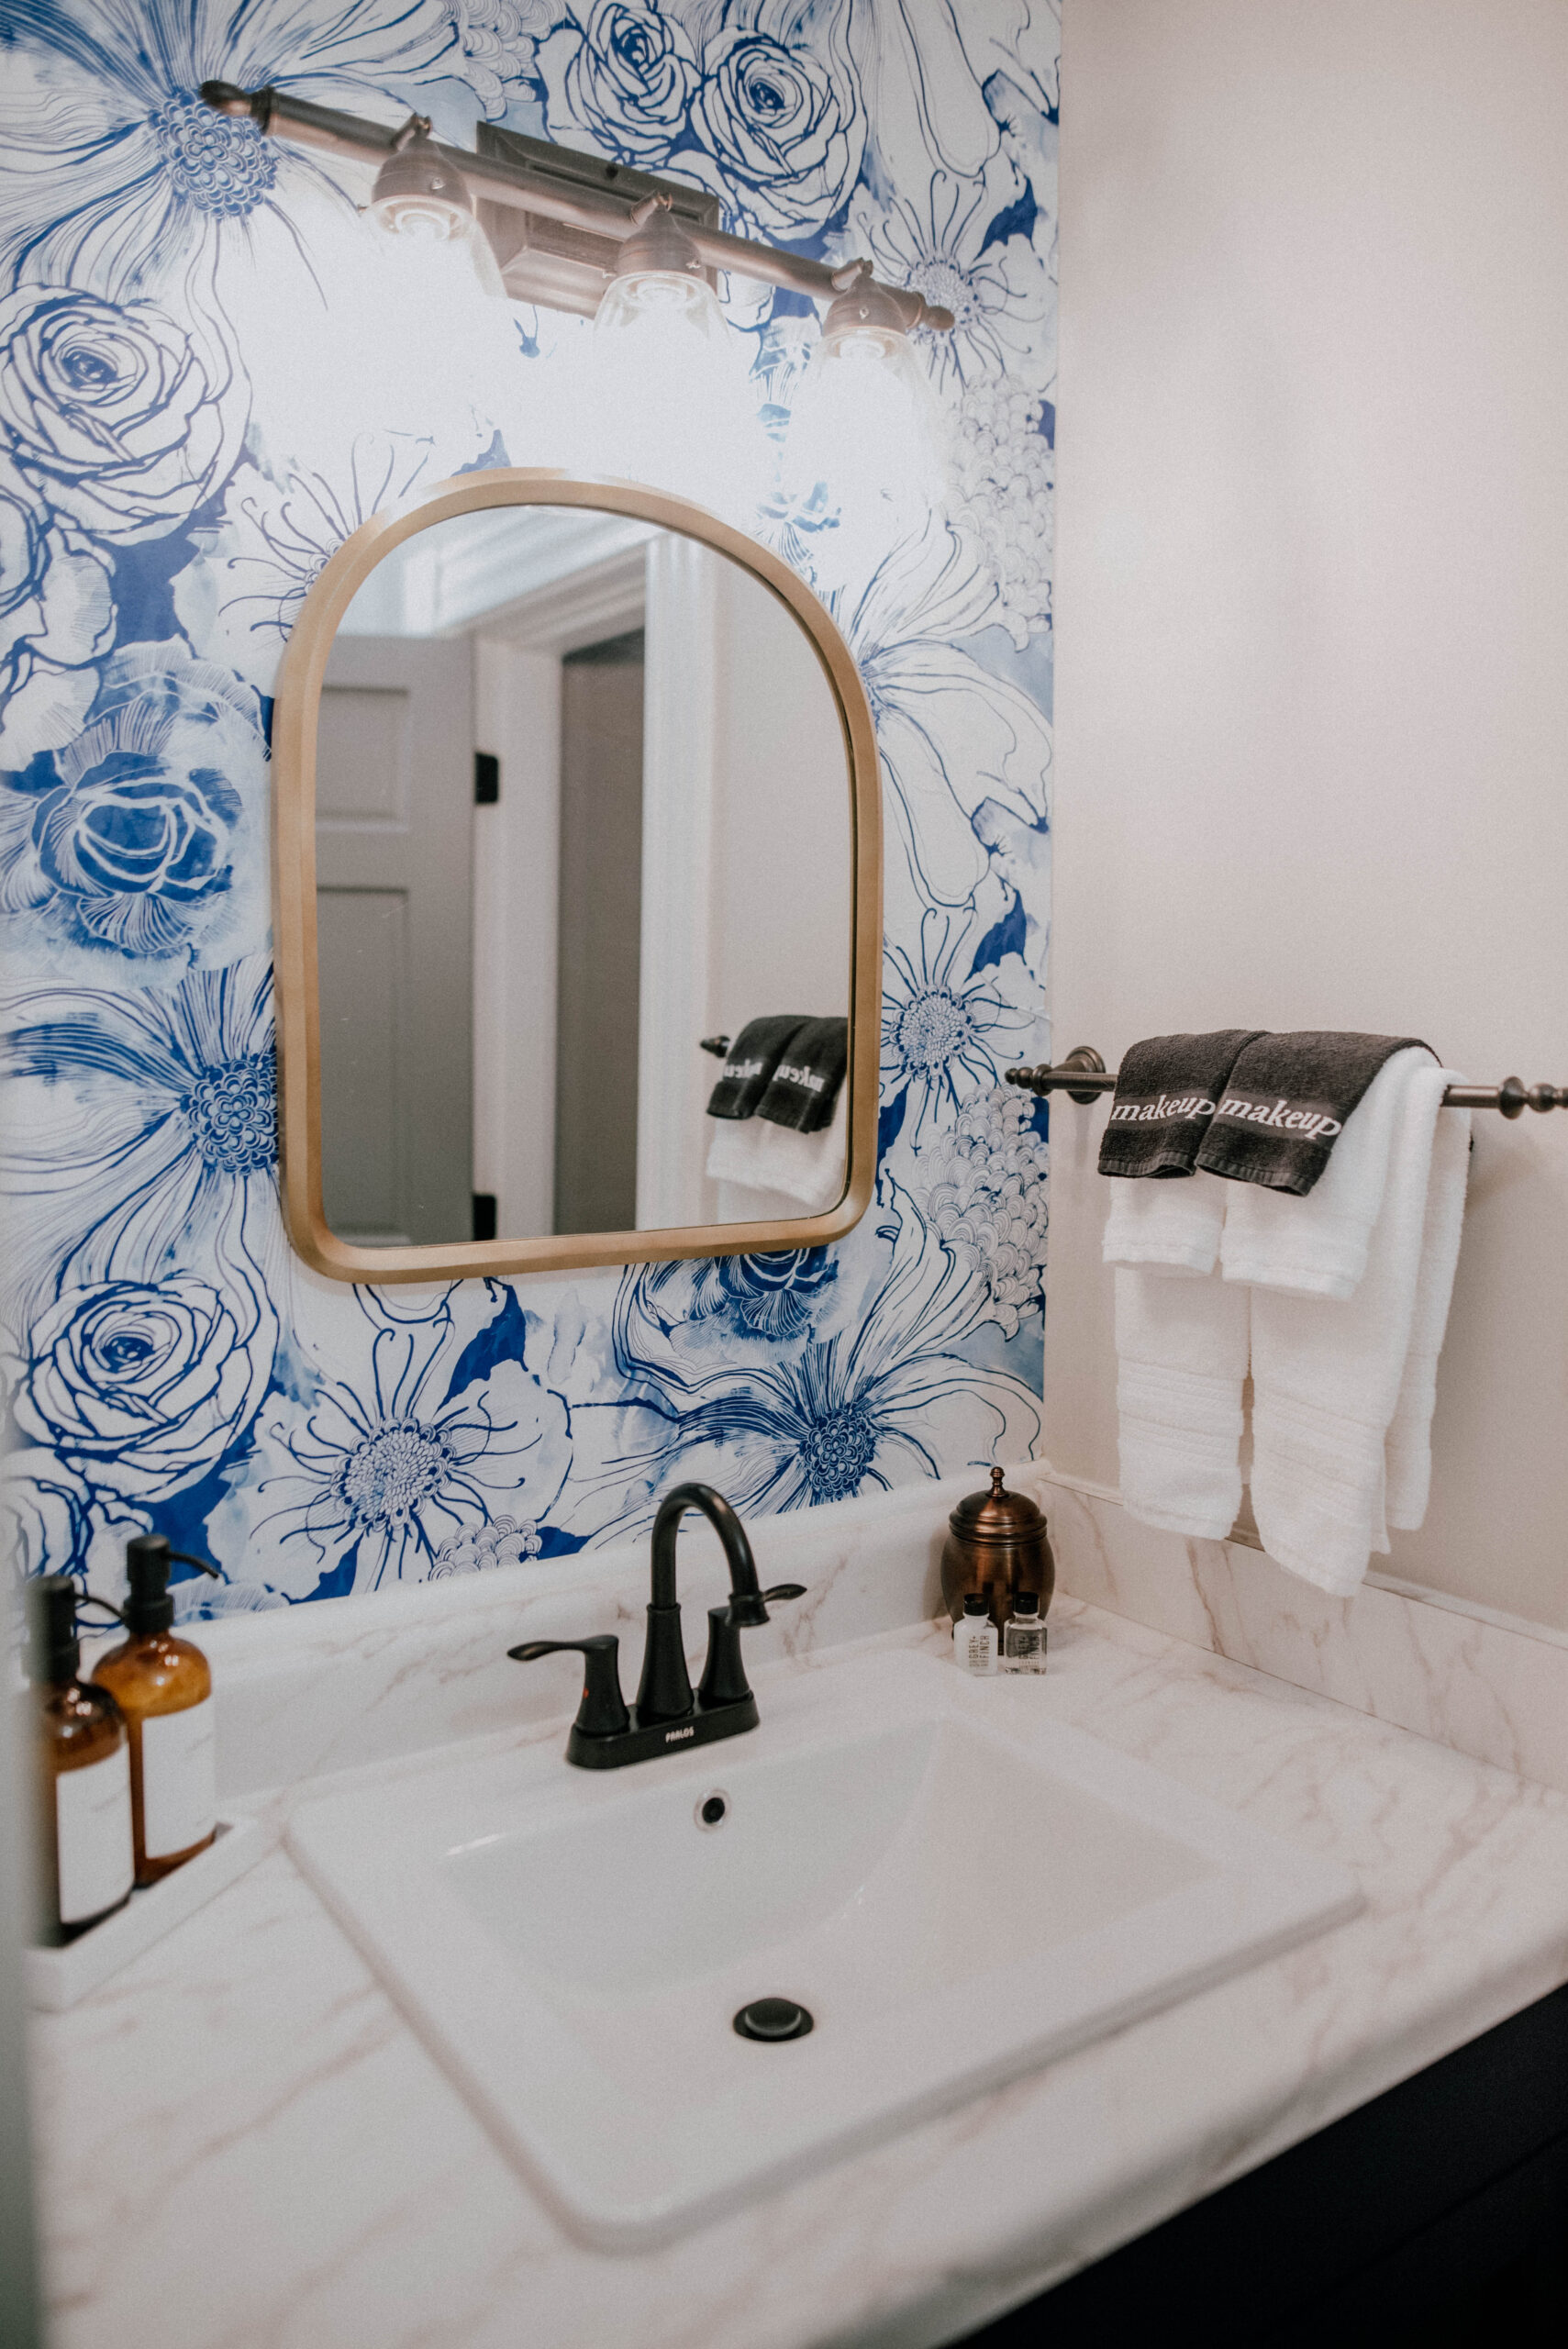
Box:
698 1583 807 1709
508 1634 630 1739
722 1582 806 1628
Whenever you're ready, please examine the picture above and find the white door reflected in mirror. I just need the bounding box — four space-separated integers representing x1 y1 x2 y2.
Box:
316 505 853 1251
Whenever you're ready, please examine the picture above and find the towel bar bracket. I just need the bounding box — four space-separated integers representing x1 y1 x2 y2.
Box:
1004 1053 1568 1118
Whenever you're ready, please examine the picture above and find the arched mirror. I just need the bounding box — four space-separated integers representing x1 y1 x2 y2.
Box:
271 472 881 1281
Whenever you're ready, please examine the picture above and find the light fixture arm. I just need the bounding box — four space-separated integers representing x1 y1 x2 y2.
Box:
200 83 955 330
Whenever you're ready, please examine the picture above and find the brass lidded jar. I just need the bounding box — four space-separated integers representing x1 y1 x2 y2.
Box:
940 1467 1055 1635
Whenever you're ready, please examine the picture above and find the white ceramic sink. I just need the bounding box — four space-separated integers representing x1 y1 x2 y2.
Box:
285 1642 1360 2248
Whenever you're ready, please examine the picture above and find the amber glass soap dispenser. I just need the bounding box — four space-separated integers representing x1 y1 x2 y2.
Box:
25 1575 135 1946
92 1535 221 1887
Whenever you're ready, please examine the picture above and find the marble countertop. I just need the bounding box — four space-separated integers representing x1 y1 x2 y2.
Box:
33 1597 1568 2349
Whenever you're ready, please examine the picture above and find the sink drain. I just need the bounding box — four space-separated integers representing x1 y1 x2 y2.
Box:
733 1997 814 2043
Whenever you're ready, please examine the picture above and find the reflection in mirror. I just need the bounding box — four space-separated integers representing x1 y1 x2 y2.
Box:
316 507 853 1249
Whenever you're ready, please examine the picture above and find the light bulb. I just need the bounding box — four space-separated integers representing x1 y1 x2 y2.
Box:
561 203 768 520
370 130 474 244
377 195 466 243
784 276 948 562
366 131 506 300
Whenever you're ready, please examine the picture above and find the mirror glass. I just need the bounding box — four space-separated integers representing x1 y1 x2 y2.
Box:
314 505 853 1248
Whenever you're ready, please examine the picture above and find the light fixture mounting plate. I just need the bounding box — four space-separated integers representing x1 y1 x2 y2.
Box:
474 126 721 319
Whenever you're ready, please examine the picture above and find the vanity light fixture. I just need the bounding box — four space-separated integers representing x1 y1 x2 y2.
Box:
199 81 955 349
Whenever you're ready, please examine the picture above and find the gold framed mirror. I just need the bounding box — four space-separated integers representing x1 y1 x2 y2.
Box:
270 469 882 1283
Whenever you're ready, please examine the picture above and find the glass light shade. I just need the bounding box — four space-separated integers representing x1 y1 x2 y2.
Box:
785 320 948 555
369 203 506 300
370 186 471 242
565 267 768 521
367 139 505 299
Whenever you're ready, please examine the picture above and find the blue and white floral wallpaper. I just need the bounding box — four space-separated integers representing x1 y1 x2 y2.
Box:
0 0 1057 1612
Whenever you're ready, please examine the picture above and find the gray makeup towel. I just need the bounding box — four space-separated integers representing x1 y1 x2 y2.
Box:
1097 1030 1266 1178
757 1017 848 1133
706 1016 807 1119
1195 1031 1431 1195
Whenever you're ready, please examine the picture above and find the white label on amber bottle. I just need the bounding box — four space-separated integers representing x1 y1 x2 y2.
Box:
140 1698 217 1859
56 1743 133 1924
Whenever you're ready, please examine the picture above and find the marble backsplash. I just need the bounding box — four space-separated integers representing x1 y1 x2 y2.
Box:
157 1472 960 1800
1020 1464 1568 1799
147 1453 1568 1811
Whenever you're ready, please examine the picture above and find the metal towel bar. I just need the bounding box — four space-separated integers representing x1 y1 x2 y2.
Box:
1004 1046 1568 1118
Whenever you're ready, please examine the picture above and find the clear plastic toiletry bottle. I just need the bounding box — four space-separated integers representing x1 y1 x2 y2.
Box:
953 1590 999 1676
1003 1589 1048 1674
25 1576 134 1946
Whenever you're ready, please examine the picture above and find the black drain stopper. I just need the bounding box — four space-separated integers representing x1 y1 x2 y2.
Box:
733 1997 815 2043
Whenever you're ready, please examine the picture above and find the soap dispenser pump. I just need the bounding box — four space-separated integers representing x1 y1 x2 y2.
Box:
25 1575 135 1945
91 1536 221 1887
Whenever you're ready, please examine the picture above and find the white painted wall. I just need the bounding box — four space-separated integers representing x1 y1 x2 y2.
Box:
473 636 560 1238
636 546 853 1230
707 561 853 1226
635 534 720 1231
1051 0 1568 1629
709 564 852 1041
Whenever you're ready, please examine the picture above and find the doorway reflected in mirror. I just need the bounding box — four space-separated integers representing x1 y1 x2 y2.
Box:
314 502 854 1252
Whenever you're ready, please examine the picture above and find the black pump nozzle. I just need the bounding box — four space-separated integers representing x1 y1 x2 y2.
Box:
24 1575 85 1686
123 1535 221 1635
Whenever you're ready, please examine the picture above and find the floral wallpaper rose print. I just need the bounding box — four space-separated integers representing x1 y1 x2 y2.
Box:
0 0 1058 1612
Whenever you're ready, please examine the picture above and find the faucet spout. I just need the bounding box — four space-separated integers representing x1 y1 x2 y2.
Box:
639 1483 765 1722
650 1482 764 1618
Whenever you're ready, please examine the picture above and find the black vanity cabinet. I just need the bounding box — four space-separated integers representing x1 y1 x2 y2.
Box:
958 1981 1568 2349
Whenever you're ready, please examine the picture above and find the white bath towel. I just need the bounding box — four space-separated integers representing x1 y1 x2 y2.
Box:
705 1083 848 1214
1103 1168 1229 1276
1249 1061 1453 1595
1115 1265 1251 1539
1218 1046 1433 1299
1384 1088 1472 1529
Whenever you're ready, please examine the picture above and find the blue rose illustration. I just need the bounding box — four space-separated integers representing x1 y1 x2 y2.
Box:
0 1458 93 1580
539 0 699 165
0 473 114 770
690 24 864 237
0 287 241 545
10 1272 274 1503
0 640 267 965
0 478 43 625
685 1249 839 1342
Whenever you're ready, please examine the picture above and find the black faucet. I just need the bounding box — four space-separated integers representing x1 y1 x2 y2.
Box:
508 1482 805 1769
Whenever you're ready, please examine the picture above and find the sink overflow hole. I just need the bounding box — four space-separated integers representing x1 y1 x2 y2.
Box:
695 1791 729 1830
734 1997 814 2043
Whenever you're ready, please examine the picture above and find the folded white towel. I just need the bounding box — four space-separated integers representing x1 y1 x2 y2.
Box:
1385 1087 1472 1529
1103 1169 1229 1276
1218 1046 1432 1299
705 1084 848 1214
1115 1265 1250 1539
1249 1060 1451 1595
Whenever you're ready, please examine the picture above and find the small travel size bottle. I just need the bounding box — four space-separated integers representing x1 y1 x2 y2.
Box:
25 1576 134 1946
1003 1590 1049 1674
92 1536 220 1887
953 1590 999 1676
